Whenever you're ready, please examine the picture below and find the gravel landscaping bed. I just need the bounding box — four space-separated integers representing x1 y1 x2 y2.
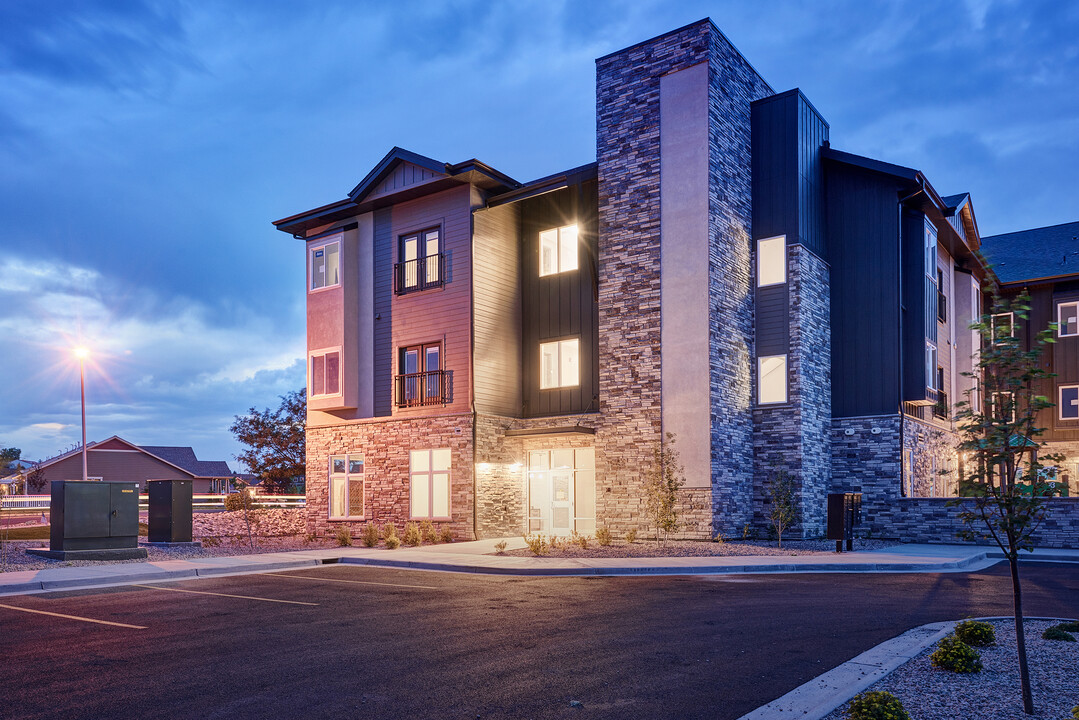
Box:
499 538 897 558
822 619 1079 720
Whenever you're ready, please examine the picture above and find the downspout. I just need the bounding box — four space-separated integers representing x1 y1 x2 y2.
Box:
470 195 481 541
897 186 924 498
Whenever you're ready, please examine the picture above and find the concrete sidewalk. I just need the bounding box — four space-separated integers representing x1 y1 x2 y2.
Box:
2 539 1077 596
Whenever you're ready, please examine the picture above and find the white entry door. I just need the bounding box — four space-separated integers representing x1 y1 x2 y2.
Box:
528 448 595 536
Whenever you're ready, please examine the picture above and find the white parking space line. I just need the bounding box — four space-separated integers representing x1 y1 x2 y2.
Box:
266 573 438 590
131 584 319 606
0 602 147 629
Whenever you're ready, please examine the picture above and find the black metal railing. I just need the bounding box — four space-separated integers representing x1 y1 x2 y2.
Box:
394 254 444 294
395 370 446 408
932 390 949 419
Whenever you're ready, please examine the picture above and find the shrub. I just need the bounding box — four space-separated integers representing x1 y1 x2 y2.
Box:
223 493 247 512
383 524 400 549
420 519 438 544
570 531 588 549
361 522 380 548
524 534 549 556
595 527 612 546
438 525 454 543
403 521 422 546
846 691 910 720
493 540 507 554
334 525 352 547
930 635 982 673
954 619 996 647
1056 620 1079 632
625 528 637 544
304 532 317 543
201 535 221 547
1072 705 1079 720
1041 625 1076 642
713 531 726 544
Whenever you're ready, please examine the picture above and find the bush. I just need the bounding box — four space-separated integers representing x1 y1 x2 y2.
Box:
334 525 352 547
1042 625 1076 642
595 527 612 546
438 525 454 543
930 635 982 673
954 619 996 647
224 493 248 512
493 540 507 554
713 531 726 544
383 524 400 549
403 522 422 546
625 528 637 544
420 519 438 544
201 535 221 547
846 691 910 720
1072 705 1079 720
524 534 549 556
570 531 589 549
1056 620 1079 632
361 522 379 548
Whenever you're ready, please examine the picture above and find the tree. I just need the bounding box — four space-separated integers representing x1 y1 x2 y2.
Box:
26 466 47 494
951 288 1060 715
1 447 20 474
644 432 686 545
768 465 800 549
230 389 306 494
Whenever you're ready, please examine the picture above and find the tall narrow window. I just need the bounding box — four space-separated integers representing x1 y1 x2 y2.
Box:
309 349 341 397
539 224 579 276
1060 385 1079 420
925 343 937 390
329 454 364 520
397 343 443 407
410 448 451 519
924 220 937 278
310 238 341 291
540 338 580 389
758 354 787 404
1058 302 1078 338
757 236 786 287
396 227 442 293
991 312 1014 344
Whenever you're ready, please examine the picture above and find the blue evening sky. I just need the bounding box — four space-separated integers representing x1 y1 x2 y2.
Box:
1 0 1076 469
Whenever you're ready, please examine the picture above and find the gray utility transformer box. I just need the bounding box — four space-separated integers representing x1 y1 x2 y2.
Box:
148 479 193 543
50 480 140 551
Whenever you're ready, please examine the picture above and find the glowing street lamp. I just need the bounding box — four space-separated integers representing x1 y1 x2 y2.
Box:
74 347 89 482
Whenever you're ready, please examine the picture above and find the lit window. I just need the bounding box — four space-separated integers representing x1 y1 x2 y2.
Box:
540 339 580 389
527 448 595 535
924 220 937 278
539 224 579 276
310 239 341 291
1060 385 1079 421
329 454 364 519
757 236 786 287
397 343 443 407
925 343 937 390
309 349 341 397
991 312 1014 344
758 354 787 404
1058 302 1078 338
410 448 451 519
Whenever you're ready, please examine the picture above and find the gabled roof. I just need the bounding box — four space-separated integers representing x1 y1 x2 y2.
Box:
347 147 448 202
980 220 1079 284
140 446 233 478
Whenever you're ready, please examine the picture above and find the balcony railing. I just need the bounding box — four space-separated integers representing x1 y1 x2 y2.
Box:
395 370 447 408
394 253 444 295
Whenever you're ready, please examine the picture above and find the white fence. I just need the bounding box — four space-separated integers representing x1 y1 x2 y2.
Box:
1 494 306 510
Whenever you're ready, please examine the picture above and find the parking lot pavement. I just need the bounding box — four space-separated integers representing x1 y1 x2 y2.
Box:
2 562 1077 720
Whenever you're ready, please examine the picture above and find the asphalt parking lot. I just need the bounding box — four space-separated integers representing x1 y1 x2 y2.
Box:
3 562 1078 720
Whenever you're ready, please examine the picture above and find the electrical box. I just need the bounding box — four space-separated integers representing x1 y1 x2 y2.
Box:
148 479 194 543
49 480 140 551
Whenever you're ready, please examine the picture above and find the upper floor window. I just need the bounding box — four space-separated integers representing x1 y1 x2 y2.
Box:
991 391 1016 424
310 238 341 291
1058 302 1078 338
757 236 786 287
539 224 578 276
925 342 937 390
540 338 579 389
924 220 937 279
1060 385 1079 420
936 269 947 323
395 227 442 294
758 354 787 404
396 342 444 407
310 348 341 397
991 312 1014 344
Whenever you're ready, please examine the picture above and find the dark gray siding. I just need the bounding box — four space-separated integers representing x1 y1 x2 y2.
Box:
756 285 788 355
373 207 393 416
901 209 931 400
825 162 903 416
520 181 599 417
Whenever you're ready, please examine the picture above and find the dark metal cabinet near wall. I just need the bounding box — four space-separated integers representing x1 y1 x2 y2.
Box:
50 480 140 551
148 479 193 543
520 181 599 417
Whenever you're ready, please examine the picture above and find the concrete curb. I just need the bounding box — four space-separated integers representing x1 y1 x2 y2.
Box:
735 615 1079 720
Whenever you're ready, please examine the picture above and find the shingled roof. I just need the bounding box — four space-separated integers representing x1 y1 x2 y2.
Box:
980 220 1079 284
140 445 233 478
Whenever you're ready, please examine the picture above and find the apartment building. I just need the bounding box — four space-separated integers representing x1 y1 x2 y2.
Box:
273 19 1079 546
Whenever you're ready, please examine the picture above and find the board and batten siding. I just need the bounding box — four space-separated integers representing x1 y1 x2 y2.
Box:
472 194 522 417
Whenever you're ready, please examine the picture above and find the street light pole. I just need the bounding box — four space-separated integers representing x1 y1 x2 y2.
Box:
75 348 88 482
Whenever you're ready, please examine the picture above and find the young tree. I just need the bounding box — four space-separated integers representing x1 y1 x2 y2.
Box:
26 466 47 494
1 447 21 474
644 432 686 546
230 389 306 494
768 465 799 549
951 288 1060 715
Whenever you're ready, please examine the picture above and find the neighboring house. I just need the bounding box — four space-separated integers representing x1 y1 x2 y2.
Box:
33 437 234 493
273 19 1079 545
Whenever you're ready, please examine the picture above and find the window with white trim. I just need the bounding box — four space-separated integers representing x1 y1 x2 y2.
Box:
309 238 341 291
991 312 1014 344
329 454 364 519
410 448 451 519
758 354 787 404
925 342 937 390
540 338 580 389
1058 302 1078 338
924 220 937 278
539 224 579 276
757 236 786 287
991 391 1016 423
309 348 341 398
1060 385 1079 421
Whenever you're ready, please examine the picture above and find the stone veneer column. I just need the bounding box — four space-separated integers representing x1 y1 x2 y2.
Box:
595 20 772 537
